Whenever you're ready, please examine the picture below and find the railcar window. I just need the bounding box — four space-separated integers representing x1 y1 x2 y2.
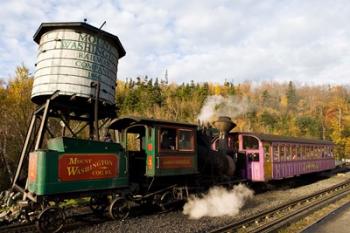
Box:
159 128 194 152
248 152 260 162
160 128 176 150
322 146 325 158
301 145 305 159
243 136 259 149
297 145 301 159
178 130 194 151
309 146 312 158
310 146 313 158
273 145 279 161
264 144 271 162
280 145 285 161
310 146 314 158
285 145 291 160
318 146 322 158
315 146 318 158
305 146 309 159
292 145 297 160
127 133 141 151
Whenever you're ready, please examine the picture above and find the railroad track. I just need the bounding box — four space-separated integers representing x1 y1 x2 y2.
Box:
0 208 97 233
209 178 350 233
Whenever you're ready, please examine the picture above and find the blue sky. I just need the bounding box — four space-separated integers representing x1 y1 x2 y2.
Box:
0 0 350 84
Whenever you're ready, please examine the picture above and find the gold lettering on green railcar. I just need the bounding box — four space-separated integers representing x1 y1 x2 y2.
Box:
66 157 113 176
68 157 92 165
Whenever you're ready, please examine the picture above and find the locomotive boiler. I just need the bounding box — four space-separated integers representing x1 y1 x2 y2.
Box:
197 116 237 177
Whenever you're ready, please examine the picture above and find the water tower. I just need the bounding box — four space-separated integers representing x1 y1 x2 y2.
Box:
12 21 125 195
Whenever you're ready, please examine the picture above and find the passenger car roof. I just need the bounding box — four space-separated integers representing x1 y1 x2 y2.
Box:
237 132 333 145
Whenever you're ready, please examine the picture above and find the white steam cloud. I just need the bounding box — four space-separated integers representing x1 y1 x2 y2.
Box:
183 184 254 219
197 95 253 123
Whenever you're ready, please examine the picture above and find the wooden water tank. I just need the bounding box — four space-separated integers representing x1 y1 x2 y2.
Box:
31 22 126 107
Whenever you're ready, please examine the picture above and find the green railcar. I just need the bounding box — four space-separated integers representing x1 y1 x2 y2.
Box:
109 116 198 180
28 137 128 196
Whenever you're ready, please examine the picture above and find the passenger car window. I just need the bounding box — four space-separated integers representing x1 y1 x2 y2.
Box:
301 145 305 159
285 145 291 160
243 136 259 149
280 145 285 161
297 145 301 159
291 145 297 160
273 145 279 161
264 144 271 162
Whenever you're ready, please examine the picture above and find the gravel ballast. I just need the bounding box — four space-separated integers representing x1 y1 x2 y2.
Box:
69 172 350 233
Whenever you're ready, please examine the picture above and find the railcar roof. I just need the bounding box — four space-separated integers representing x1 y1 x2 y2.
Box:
33 22 126 58
108 116 197 130
236 132 333 145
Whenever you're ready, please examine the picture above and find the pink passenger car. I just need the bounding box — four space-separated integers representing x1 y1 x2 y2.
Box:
235 133 335 182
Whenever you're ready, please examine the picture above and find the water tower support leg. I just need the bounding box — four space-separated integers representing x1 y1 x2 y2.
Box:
74 122 89 136
35 99 50 150
12 114 37 189
59 116 77 137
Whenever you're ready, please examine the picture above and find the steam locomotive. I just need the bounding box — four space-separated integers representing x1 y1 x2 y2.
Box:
5 22 335 233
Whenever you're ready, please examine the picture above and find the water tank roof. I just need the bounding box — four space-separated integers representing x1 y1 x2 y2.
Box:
33 22 126 58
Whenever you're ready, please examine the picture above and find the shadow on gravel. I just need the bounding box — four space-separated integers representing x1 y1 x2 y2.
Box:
62 203 184 232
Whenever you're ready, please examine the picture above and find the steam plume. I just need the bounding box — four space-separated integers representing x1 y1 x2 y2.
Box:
197 95 253 123
183 184 253 219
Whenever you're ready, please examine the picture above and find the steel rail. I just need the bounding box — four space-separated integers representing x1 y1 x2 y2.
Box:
209 178 350 233
0 208 93 233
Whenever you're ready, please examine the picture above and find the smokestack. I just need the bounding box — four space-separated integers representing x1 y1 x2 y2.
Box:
212 116 236 155
213 116 236 139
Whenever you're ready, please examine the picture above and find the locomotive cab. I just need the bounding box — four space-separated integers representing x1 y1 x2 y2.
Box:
109 117 198 188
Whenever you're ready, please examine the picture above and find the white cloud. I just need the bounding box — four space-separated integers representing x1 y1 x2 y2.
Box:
0 0 350 85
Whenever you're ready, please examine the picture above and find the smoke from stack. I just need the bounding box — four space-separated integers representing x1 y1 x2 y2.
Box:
197 95 253 124
182 184 254 219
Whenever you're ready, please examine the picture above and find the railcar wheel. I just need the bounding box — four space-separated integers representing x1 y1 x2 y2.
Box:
159 191 176 211
90 196 109 216
109 197 130 220
36 206 65 233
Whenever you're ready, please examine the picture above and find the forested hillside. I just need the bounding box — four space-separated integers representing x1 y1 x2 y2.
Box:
0 65 349 189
